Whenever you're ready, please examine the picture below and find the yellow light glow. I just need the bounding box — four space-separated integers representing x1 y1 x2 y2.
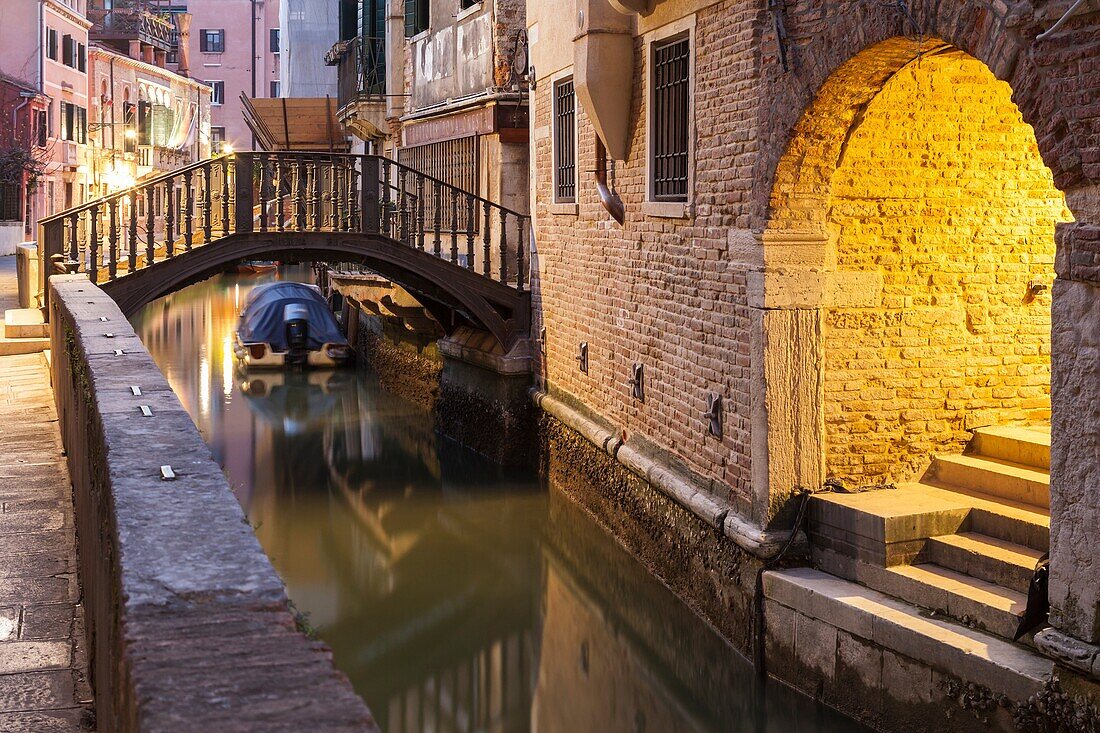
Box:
222 143 234 155
102 163 137 192
124 129 137 140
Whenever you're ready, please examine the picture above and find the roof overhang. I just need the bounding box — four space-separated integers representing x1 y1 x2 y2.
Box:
240 95 349 152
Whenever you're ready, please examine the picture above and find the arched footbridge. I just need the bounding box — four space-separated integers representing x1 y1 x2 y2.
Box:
38 153 531 349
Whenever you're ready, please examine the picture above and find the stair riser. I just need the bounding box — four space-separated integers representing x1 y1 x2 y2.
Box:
0 339 49 356
933 459 1049 508
972 433 1050 470
965 511 1049 553
923 539 1034 594
4 323 48 339
813 548 1023 641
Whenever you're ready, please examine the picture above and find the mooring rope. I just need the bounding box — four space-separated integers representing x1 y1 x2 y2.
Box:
753 487 814 677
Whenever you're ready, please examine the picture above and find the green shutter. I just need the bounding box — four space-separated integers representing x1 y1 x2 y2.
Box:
404 0 416 37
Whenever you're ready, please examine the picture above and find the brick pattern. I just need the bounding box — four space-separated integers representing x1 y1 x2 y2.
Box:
533 1 1099 513
532 1 759 511
822 53 1069 482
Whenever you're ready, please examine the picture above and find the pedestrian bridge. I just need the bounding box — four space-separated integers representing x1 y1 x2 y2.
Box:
38 152 531 349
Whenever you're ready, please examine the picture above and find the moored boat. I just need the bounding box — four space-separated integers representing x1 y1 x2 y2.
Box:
233 282 352 368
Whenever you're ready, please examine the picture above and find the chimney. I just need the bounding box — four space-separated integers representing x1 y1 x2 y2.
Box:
175 12 192 77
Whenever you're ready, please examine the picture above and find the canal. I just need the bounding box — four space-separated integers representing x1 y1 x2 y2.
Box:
132 270 863 733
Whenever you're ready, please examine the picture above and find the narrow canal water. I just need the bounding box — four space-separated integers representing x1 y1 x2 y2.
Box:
132 270 863 733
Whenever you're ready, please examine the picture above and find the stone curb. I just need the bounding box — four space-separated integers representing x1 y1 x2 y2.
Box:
49 275 378 732
531 387 803 557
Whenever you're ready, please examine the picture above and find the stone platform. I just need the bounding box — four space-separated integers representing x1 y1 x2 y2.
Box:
0 352 94 731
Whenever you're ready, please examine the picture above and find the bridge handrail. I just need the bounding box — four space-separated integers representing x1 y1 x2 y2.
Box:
37 151 531 308
39 155 228 227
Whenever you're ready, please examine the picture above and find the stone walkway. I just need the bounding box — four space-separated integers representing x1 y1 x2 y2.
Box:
0 259 94 730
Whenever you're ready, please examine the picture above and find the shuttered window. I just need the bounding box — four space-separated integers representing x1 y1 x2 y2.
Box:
650 36 690 202
404 0 428 37
553 79 576 203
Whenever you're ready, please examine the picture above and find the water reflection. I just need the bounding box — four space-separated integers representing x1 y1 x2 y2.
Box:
132 272 862 733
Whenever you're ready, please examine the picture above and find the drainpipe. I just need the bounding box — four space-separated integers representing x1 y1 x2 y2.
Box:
250 0 258 149
594 136 625 225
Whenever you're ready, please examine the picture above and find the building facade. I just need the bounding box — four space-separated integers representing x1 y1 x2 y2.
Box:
334 0 529 216
87 45 212 197
0 0 93 235
173 0 281 151
525 0 1100 728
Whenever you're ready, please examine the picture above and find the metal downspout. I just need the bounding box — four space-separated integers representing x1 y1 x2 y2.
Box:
594 136 624 225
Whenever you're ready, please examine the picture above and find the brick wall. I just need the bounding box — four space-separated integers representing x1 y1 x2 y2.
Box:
531 0 1099 522
822 52 1070 483
532 1 759 514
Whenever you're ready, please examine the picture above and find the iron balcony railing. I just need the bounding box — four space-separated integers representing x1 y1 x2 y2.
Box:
89 6 176 51
39 152 530 294
329 36 386 111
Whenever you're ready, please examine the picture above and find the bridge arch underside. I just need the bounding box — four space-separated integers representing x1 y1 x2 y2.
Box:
763 38 1072 489
100 232 530 351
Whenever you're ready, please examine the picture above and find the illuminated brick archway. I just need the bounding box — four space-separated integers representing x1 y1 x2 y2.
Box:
754 37 1073 492
757 26 1100 644
815 47 1069 483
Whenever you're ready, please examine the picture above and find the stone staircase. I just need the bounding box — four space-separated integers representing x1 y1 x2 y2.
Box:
0 308 49 355
809 425 1051 643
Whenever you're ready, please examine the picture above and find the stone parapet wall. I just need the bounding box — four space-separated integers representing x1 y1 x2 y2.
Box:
48 275 377 732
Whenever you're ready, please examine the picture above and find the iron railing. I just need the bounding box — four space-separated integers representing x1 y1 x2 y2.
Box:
332 37 386 111
38 152 530 295
88 6 176 51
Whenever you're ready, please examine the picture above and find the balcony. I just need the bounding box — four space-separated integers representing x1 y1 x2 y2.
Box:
328 37 386 111
89 6 176 53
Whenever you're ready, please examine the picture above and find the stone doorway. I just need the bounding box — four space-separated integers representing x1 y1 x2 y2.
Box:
764 40 1071 491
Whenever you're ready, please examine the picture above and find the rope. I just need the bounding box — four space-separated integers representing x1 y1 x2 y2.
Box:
753 487 814 677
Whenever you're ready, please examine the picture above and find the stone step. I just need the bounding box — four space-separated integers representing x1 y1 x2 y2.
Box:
763 568 1051 703
808 487 970 566
883 563 1027 640
971 425 1050 470
924 532 1044 594
0 335 50 356
931 454 1049 508
3 309 47 339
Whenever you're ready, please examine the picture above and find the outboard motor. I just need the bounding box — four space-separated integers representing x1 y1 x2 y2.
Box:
284 303 310 367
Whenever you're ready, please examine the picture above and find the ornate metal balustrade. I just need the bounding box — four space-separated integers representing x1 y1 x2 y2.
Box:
39 152 530 295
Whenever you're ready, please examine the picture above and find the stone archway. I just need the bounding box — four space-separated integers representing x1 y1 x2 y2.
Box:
758 27 1100 646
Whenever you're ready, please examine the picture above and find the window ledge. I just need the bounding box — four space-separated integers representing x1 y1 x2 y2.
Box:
642 201 691 219
548 202 578 216
410 29 430 44
457 3 483 21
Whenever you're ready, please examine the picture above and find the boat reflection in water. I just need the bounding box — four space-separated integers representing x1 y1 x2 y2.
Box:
132 271 862 733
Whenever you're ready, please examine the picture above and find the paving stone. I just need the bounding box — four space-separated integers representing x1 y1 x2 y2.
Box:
0 641 70 674
20 605 75 641
0 671 76 712
0 708 89 732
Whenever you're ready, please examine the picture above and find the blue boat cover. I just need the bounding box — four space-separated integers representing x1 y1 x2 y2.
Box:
236 282 347 351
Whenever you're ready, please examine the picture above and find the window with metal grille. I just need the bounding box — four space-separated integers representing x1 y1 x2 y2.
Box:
0 182 20 222
650 35 690 202
553 78 576 203
397 136 480 232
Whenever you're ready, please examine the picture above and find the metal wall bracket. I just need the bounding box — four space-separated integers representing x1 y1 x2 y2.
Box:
630 363 644 402
704 393 723 439
577 342 589 373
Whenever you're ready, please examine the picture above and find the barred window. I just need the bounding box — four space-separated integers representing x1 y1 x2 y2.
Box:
398 136 480 232
0 182 20 222
650 36 690 202
553 78 576 203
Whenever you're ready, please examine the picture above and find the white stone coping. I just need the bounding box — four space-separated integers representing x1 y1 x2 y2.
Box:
531 388 801 557
764 567 1052 702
